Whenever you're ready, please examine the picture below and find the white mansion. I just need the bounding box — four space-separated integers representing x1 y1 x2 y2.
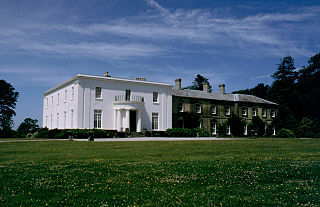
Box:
43 73 172 132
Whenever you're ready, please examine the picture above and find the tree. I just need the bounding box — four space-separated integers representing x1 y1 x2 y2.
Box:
271 56 297 82
233 83 270 100
0 80 19 134
227 113 245 137
186 74 212 91
17 118 40 137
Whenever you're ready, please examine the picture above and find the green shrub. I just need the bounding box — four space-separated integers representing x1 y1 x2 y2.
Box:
193 128 210 137
276 128 295 138
165 128 210 137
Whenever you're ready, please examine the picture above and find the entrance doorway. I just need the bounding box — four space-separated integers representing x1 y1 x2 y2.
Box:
129 110 137 132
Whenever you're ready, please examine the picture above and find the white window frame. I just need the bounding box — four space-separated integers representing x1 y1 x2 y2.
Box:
57 93 60 105
211 105 216 115
271 109 276 118
153 92 159 103
211 122 216 135
64 111 66 129
196 104 201 113
262 108 267 117
71 87 74 101
56 113 59 129
71 109 74 128
178 102 183 112
95 87 102 99
244 124 248 136
152 113 159 130
125 89 131 101
226 125 231 135
64 90 67 103
94 110 102 129
253 107 257 116
225 106 230 115
242 107 247 116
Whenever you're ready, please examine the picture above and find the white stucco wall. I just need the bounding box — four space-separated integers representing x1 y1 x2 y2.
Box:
43 74 172 131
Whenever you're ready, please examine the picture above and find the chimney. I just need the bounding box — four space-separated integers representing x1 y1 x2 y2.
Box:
135 77 146 81
219 84 226 95
175 78 181 90
203 82 210 93
104 72 110 77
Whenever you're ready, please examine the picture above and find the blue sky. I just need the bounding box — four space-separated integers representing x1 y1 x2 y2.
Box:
1 0 319 128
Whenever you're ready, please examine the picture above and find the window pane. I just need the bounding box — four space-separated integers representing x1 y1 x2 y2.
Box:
211 105 216 114
178 103 183 112
125 90 131 101
94 110 102 128
196 104 201 113
152 113 158 130
95 87 102 99
153 92 158 102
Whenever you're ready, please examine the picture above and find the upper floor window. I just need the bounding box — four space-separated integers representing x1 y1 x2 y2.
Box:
71 87 74 100
152 113 159 130
95 87 102 99
153 92 158 103
211 105 216 115
125 89 131 101
271 109 276 117
46 98 48 108
178 102 183 112
64 111 67 128
242 107 247 116
64 90 67 102
196 104 201 113
94 110 102 129
51 96 53 106
253 107 257 116
225 106 230 115
57 93 60 105
262 108 267 117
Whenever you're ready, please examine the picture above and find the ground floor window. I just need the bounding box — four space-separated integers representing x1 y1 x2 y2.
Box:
94 110 102 128
244 124 247 135
226 125 231 135
211 122 216 135
71 109 74 128
152 113 159 130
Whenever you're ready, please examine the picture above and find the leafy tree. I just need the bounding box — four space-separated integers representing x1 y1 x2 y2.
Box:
227 113 245 137
0 80 19 136
233 83 270 100
296 117 320 138
186 74 212 91
17 118 40 137
248 116 266 136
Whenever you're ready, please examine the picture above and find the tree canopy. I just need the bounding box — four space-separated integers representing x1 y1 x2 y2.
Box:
17 118 39 137
186 74 212 91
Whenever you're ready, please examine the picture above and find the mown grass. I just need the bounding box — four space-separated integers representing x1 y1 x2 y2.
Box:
0 139 319 206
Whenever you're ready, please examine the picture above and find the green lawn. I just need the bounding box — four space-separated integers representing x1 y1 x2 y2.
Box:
0 139 319 206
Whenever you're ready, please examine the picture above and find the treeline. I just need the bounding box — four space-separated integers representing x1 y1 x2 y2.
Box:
233 53 320 137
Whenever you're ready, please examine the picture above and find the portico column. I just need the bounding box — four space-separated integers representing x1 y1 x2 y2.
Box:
125 110 130 131
117 109 121 131
137 110 142 132
114 109 117 130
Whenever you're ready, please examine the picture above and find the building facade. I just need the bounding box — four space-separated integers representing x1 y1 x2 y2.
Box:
43 74 172 132
172 79 278 136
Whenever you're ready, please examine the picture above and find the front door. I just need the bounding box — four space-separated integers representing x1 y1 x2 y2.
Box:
129 110 137 132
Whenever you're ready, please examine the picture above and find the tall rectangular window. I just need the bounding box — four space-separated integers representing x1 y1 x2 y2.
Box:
211 105 216 115
56 113 59 128
152 113 159 130
46 98 48 108
226 125 231 135
153 92 158 103
45 116 48 127
71 109 74 128
253 107 257 116
50 115 53 129
51 96 53 106
225 106 230 115
94 110 102 129
262 108 267 117
178 102 183 112
125 89 131 101
244 124 248 135
95 87 102 99
57 93 60 105
64 111 66 128
271 109 276 117
71 87 74 100
64 90 67 102
196 104 201 113
211 122 216 135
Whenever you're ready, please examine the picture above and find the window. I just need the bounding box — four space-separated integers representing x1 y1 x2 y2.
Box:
244 124 247 136
242 107 247 116
196 104 201 113
71 87 74 100
273 125 276 135
226 125 231 135
50 115 53 129
211 122 216 135
46 98 48 108
262 108 267 117
64 90 67 102
197 119 202 128
94 110 102 129
271 109 276 117
56 113 59 128
64 111 66 128
211 105 216 115
225 106 230 115
95 87 102 99
253 107 257 116
45 116 48 127
71 109 73 128
152 113 159 130
125 89 131 101
153 92 158 103
57 93 60 105
51 96 53 106
178 102 183 112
